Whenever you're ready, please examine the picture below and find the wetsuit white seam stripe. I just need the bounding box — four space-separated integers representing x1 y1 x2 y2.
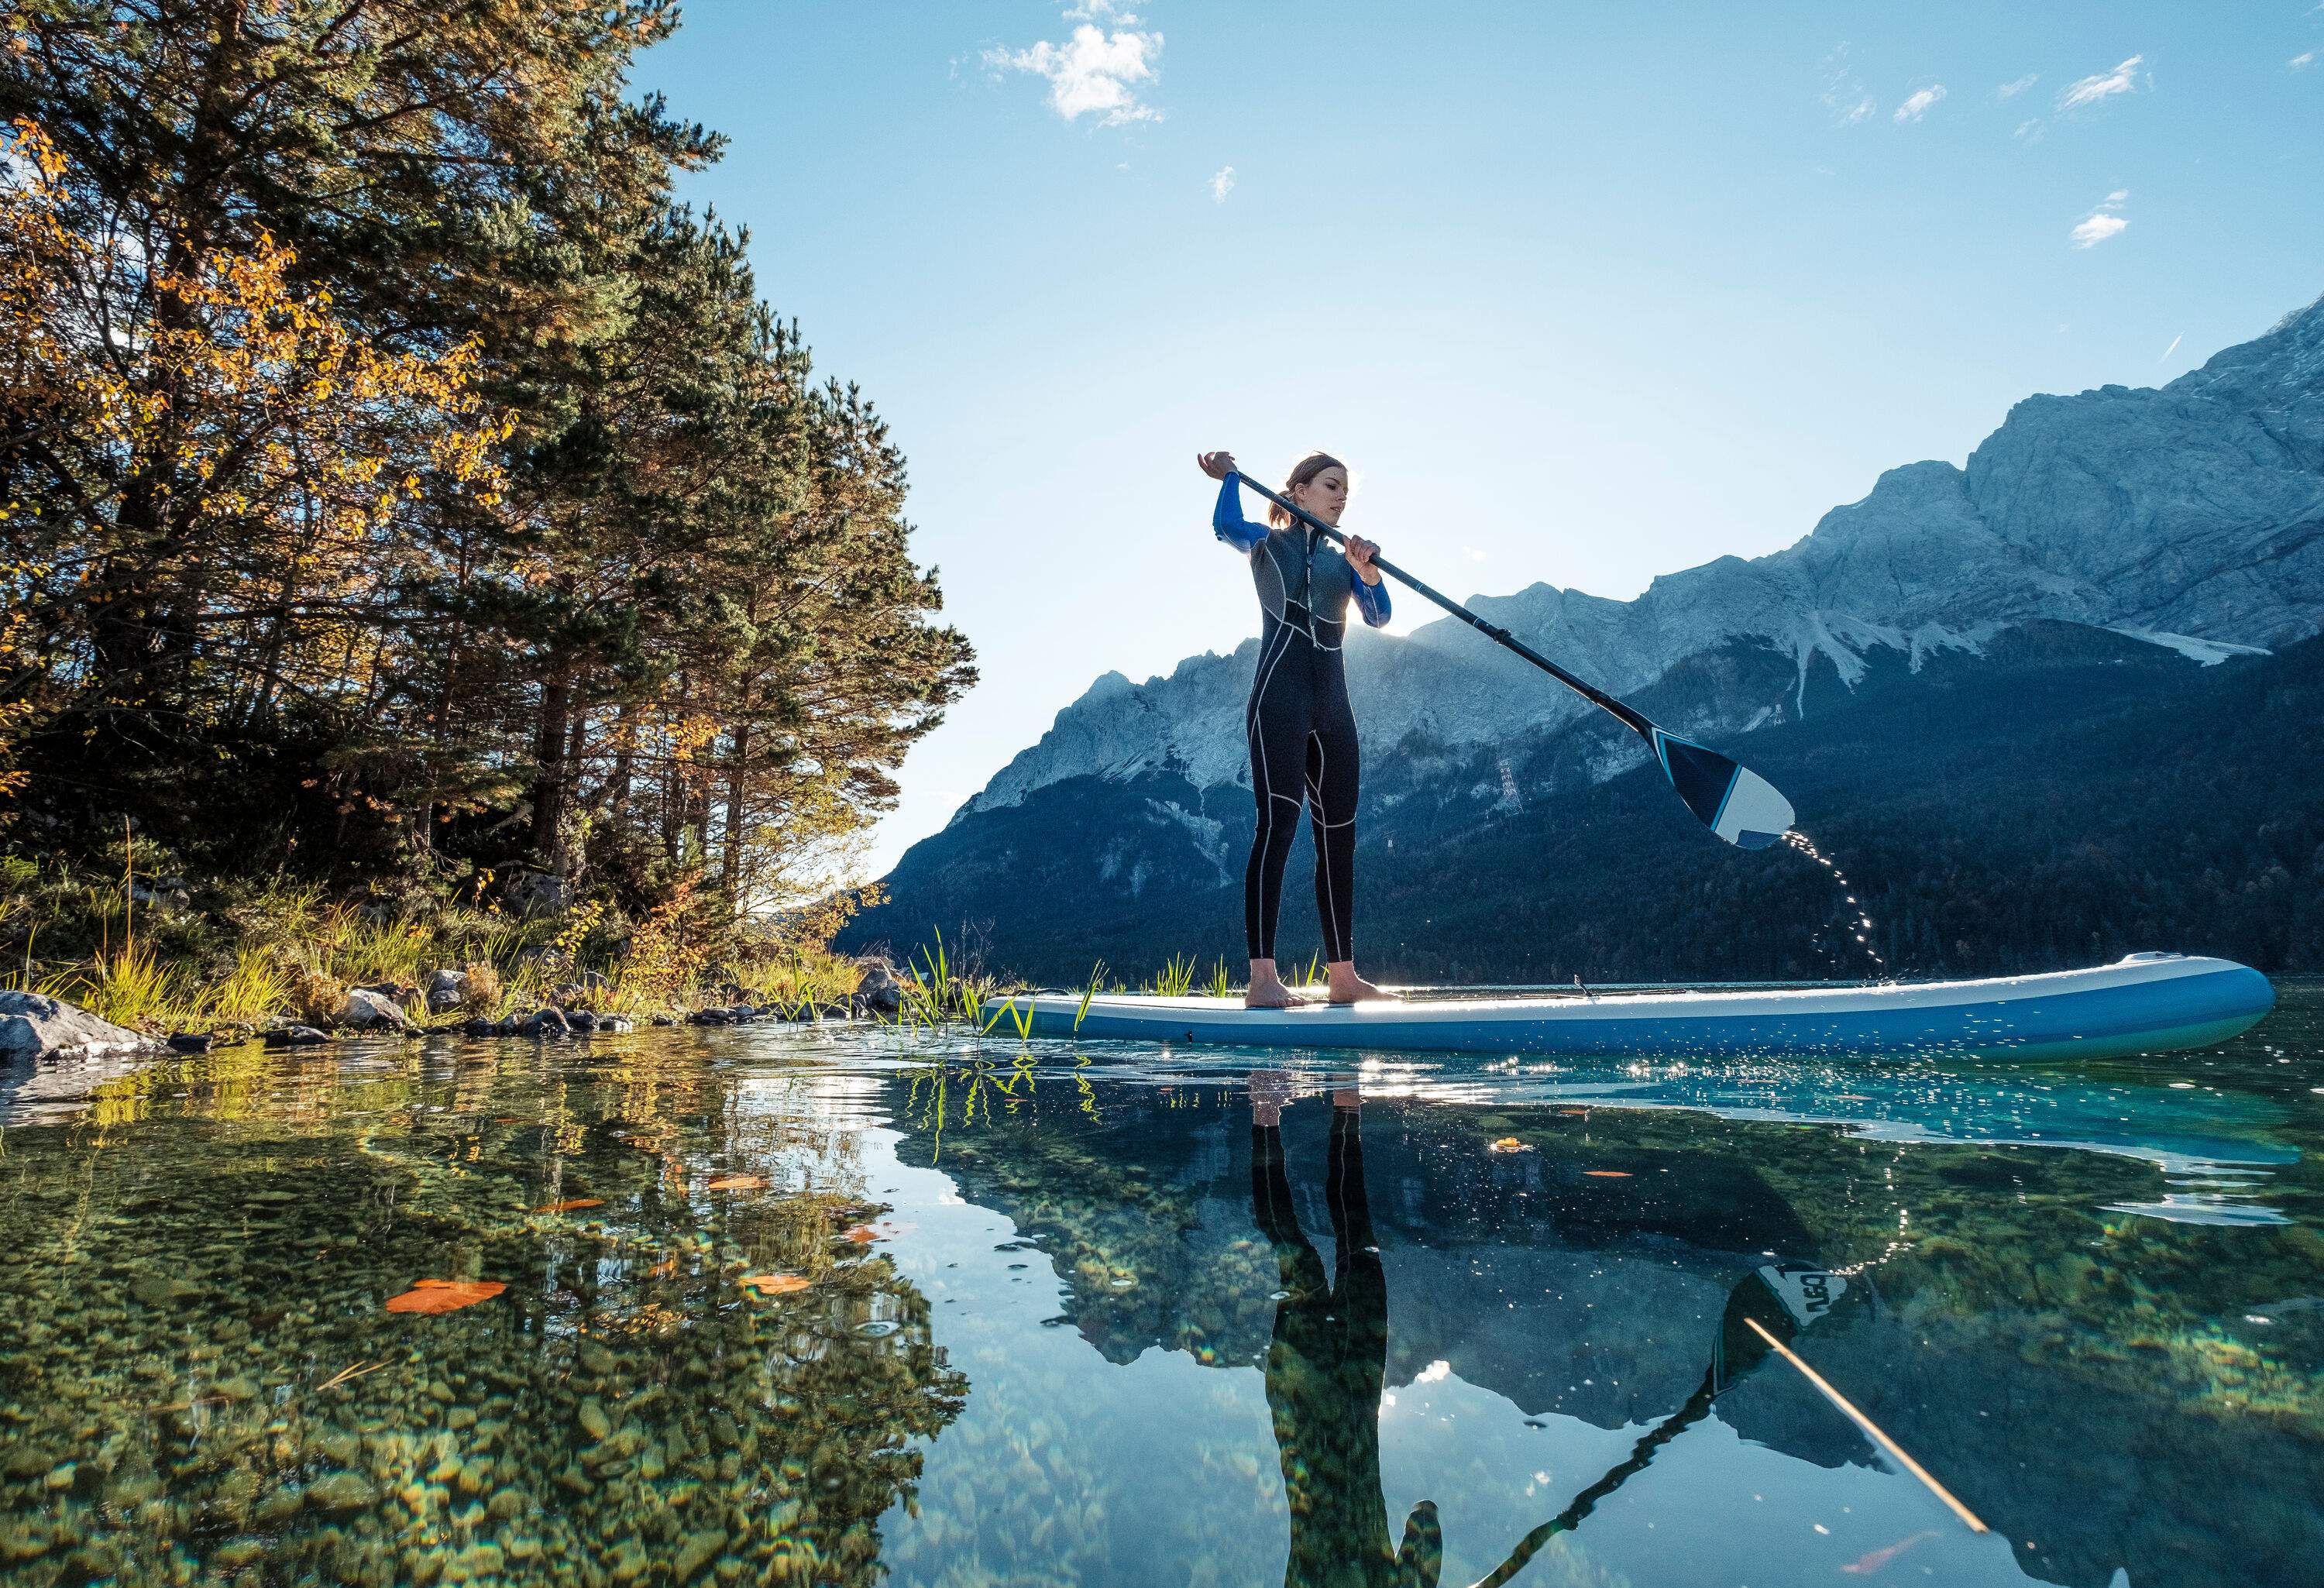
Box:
1243 621 1301 957
1311 729 1344 961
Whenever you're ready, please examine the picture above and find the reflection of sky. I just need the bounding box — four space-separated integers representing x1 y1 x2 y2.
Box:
858 1122 2041 1587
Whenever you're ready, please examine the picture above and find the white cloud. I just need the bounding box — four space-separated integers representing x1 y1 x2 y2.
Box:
2071 214 2127 248
1893 84 1947 122
1819 43 1877 125
2292 51 2316 70
1998 74 2040 99
2013 118 2044 141
2071 188 2130 248
2058 55 2143 112
2158 333 2182 363
1208 165 1234 203
985 15 1164 126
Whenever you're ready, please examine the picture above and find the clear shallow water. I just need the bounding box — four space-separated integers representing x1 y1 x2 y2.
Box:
2 985 2320 1587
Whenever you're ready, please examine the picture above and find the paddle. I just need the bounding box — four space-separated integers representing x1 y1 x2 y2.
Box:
1467 1263 1854 1587
1232 473 1796 851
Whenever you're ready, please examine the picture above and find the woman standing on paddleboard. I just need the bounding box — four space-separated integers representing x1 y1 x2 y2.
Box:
1198 450 1396 1009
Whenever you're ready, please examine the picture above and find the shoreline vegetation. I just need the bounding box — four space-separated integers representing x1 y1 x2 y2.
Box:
2 6 973 1006
0 837 1267 1050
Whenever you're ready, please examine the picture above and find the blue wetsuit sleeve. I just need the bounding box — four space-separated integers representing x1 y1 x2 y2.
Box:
1212 473 1269 552
1351 565 1392 627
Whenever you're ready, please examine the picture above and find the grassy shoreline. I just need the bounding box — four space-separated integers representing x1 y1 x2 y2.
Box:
0 855 871 1038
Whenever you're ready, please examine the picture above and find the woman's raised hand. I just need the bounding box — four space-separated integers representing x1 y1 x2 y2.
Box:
1344 534 1383 583
1196 451 1237 481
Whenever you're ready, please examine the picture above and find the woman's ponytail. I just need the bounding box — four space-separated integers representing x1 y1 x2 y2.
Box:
1268 452 1348 528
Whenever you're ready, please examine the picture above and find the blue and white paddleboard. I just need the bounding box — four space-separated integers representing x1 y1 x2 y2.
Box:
981 954 2274 1060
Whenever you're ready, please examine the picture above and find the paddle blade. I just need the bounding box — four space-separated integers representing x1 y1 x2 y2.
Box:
1649 730 1795 850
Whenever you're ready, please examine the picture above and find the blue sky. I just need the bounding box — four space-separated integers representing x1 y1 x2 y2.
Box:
634 2 2324 878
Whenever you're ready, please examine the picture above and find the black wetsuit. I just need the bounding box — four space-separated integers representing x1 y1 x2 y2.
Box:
1213 473 1391 963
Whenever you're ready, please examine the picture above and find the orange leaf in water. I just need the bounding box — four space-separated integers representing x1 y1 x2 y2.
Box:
842 1225 879 1244
385 1279 507 1315
1841 1531 1937 1575
740 1273 810 1296
649 1254 678 1278
534 1198 603 1213
1582 1170 1631 1178
1487 1137 1527 1153
703 1174 768 1191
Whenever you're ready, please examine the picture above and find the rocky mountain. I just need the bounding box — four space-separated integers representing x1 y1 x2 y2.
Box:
841 296 2324 981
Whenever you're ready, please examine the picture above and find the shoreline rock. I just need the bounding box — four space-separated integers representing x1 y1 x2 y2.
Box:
0 992 166 1065
339 988 413 1031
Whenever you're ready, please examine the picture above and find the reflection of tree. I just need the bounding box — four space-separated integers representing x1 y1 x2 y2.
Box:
1253 1098 1441 1588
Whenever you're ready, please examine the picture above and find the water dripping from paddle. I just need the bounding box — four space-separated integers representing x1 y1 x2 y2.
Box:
1783 830 1888 977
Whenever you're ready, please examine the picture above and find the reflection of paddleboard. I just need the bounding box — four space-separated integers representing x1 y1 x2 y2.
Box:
985 954 2272 1060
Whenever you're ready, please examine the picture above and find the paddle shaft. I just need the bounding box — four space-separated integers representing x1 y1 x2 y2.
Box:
1231 475 1653 741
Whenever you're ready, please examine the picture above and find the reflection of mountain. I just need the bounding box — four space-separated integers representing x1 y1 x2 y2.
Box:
847 294 2324 983
893 1081 1827 1437
887 1069 2324 1588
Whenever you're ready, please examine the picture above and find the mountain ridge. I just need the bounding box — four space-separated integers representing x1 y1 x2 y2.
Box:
961 294 2323 821
846 294 2324 982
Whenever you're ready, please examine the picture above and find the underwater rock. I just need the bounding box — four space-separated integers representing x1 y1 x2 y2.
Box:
686 1009 729 1026
576 1398 612 1441
165 1031 211 1053
672 1527 727 1582
339 988 412 1030
306 1472 375 1514
462 1018 498 1037
0 992 163 1064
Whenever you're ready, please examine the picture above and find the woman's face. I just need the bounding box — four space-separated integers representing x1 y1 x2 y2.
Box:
1291 466 1349 526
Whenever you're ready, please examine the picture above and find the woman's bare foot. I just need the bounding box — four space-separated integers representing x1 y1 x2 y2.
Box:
1244 958 1309 1009
1325 961 1396 1004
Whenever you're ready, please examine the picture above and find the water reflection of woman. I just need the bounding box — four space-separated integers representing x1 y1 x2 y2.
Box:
1250 1073 1441 1588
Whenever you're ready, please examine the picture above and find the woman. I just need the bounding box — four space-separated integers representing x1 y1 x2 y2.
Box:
1197 450 1394 1008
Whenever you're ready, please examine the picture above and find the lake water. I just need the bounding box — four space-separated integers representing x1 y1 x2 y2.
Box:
2 982 2319 1587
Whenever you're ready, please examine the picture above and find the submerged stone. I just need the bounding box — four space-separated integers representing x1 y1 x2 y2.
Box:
307 1472 376 1514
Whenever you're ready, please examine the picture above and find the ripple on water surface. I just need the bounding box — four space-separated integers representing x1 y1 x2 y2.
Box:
0 982 2319 1586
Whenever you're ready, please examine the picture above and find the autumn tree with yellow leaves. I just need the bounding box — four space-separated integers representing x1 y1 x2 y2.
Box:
0 2 970 947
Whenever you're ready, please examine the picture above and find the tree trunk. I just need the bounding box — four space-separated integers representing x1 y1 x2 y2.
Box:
531 672 573 874
720 720 751 905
